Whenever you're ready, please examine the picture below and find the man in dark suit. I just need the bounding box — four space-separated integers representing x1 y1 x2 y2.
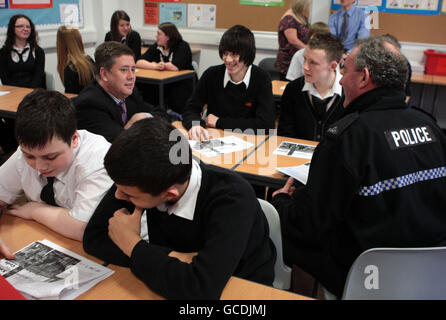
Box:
73 41 166 142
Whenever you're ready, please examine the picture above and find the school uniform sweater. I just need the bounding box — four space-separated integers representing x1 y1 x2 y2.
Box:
83 163 276 300
182 64 276 132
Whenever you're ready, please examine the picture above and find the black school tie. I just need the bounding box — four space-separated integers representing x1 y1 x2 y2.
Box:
12 47 30 63
312 96 332 119
40 177 57 206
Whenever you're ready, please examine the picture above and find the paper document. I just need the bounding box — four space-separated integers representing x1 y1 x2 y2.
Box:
277 162 311 185
0 91 10 96
273 141 315 159
0 240 114 300
189 136 253 157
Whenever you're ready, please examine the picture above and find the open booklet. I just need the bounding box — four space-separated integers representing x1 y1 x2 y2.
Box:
0 240 114 300
189 136 253 157
277 162 311 185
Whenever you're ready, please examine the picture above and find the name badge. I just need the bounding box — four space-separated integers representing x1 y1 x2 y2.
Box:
384 126 436 150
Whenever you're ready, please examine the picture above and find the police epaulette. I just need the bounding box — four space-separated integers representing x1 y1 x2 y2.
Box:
326 112 359 137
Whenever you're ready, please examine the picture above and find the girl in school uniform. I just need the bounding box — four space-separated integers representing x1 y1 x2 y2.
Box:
0 14 45 89
136 22 194 115
56 26 95 94
0 14 45 159
105 10 141 61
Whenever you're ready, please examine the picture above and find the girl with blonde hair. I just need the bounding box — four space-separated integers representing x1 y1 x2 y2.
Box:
57 25 95 94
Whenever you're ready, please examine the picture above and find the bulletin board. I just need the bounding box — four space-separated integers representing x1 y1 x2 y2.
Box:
0 0 83 31
146 0 292 32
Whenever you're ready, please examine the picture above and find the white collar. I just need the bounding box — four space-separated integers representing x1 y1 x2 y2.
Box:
156 160 201 221
223 64 252 88
302 67 343 99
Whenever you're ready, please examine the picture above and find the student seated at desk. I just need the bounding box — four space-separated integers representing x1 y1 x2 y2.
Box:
57 25 95 94
83 118 276 300
278 32 345 141
0 14 46 160
136 22 194 114
272 36 446 298
0 90 113 241
105 10 141 61
73 41 167 143
182 25 275 141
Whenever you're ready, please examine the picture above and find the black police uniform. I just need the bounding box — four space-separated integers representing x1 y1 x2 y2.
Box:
271 86 446 297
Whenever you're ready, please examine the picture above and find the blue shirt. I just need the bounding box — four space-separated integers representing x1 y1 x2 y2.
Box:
329 6 370 53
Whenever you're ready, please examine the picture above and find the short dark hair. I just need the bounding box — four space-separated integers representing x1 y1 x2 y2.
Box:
15 89 77 149
110 10 131 42
3 14 38 53
158 22 183 49
354 36 408 90
104 118 192 195
380 33 402 49
219 25 256 66
94 41 135 75
308 32 344 63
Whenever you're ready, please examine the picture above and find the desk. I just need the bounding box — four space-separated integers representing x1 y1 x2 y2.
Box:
172 121 269 170
136 68 196 108
272 80 289 102
0 85 77 118
234 135 318 188
0 214 309 300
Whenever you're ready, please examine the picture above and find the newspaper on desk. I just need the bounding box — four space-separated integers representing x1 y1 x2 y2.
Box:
189 136 253 157
273 141 315 160
0 240 114 300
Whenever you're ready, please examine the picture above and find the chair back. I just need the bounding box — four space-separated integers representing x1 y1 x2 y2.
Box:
258 198 292 290
259 57 281 81
342 247 446 300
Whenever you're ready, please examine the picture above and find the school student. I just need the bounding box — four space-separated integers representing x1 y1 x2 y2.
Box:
0 89 113 241
136 22 194 114
105 10 141 61
57 25 95 94
182 25 275 141
73 41 167 143
278 33 345 141
286 22 330 81
83 118 276 299
0 14 46 157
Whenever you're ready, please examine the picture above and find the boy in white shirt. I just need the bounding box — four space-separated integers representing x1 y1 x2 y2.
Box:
0 89 113 241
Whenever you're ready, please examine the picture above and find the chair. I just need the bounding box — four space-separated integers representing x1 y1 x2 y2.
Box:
342 247 446 300
257 198 292 290
258 57 281 81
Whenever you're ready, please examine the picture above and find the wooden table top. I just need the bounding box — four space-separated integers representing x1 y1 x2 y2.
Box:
136 68 195 80
272 80 289 97
0 214 310 300
234 135 318 184
0 85 77 117
171 121 268 170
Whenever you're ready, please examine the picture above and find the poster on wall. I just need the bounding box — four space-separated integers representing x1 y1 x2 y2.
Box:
159 2 186 27
187 4 216 29
442 0 446 12
240 0 284 6
386 0 440 15
144 1 159 25
0 0 8 9
0 0 83 30
332 0 385 10
10 0 53 9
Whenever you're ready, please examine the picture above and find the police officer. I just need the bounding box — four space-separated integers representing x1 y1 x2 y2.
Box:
271 36 446 298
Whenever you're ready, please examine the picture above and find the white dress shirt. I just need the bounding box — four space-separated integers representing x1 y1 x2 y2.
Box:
223 65 252 89
0 130 113 222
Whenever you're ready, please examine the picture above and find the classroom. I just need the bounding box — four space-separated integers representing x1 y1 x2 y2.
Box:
1 0 446 303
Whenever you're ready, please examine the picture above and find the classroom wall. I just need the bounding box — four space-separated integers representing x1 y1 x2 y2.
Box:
0 0 445 95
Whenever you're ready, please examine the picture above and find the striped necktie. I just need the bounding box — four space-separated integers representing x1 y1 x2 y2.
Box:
118 100 128 124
